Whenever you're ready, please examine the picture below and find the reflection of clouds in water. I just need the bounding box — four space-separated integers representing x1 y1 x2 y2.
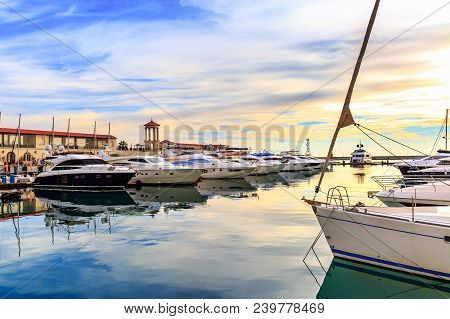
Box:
317 258 450 299
0 165 401 298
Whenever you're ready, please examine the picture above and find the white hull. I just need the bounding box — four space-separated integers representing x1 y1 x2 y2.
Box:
267 163 285 173
376 182 450 206
131 168 202 185
281 162 308 172
201 167 254 179
313 205 450 280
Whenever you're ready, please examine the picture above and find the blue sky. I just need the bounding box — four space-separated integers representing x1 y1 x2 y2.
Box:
0 0 449 154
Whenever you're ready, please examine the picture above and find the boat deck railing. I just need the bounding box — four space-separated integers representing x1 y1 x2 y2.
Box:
371 174 450 191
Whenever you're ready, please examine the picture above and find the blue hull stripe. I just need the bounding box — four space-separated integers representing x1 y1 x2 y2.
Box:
332 248 450 279
316 214 443 240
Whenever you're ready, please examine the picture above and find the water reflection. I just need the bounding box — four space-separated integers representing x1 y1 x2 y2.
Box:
317 258 450 299
128 186 206 213
0 165 446 298
34 190 136 242
34 189 135 215
196 179 257 199
245 173 288 189
278 171 316 185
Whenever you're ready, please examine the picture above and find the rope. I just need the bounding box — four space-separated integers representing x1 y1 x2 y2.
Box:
430 118 446 156
355 123 427 156
355 125 450 187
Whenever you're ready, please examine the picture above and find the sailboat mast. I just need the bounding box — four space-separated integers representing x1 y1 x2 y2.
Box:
93 121 97 151
51 117 55 150
17 114 22 167
108 122 111 149
315 0 380 193
67 118 71 148
446 109 448 150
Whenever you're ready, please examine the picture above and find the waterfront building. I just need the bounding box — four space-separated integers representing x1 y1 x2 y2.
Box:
0 127 116 164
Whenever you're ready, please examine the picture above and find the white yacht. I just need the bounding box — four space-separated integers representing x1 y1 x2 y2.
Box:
375 181 450 206
240 155 279 175
350 143 372 165
33 154 135 189
280 155 309 171
251 153 286 173
167 154 256 179
103 155 203 186
393 149 450 176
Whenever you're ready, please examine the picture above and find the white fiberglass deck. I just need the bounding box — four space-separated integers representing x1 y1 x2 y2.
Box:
347 205 450 226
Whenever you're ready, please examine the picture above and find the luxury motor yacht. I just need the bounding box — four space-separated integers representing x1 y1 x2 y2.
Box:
167 154 256 179
296 155 325 169
280 155 309 171
411 158 450 177
102 155 203 186
393 149 450 175
375 181 450 206
350 143 372 165
239 155 277 175
33 154 135 189
251 153 286 173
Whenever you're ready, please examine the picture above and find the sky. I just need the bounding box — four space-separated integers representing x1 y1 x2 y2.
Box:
0 0 449 155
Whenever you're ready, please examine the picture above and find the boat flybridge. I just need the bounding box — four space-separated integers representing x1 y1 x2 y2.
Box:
166 154 256 179
101 155 203 186
33 154 135 189
305 0 450 281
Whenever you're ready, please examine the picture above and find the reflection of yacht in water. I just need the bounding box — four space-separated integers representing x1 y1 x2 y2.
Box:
245 173 288 189
36 189 136 239
278 171 316 185
128 186 205 204
34 189 136 215
128 186 206 212
317 258 450 299
196 179 257 198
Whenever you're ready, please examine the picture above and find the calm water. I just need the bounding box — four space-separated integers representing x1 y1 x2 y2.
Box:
0 165 449 299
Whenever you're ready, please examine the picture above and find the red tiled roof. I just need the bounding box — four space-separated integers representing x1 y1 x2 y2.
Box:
0 127 116 139
144 119 160 127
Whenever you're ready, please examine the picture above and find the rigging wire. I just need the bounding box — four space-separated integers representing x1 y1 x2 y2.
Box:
355 125 450 186
355 123 427 156
429 118 446 156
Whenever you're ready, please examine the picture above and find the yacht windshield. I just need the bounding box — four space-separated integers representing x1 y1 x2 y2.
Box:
56 159 107 166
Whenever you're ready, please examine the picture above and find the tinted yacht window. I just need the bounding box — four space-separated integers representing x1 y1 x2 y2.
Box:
57 159 107 166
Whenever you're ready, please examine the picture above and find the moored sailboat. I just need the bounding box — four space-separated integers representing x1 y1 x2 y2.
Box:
304 0 450 281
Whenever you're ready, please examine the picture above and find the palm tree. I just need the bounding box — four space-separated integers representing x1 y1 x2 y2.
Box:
117 140 128 151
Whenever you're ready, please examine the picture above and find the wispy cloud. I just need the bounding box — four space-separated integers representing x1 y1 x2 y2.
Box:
0 0 449 153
